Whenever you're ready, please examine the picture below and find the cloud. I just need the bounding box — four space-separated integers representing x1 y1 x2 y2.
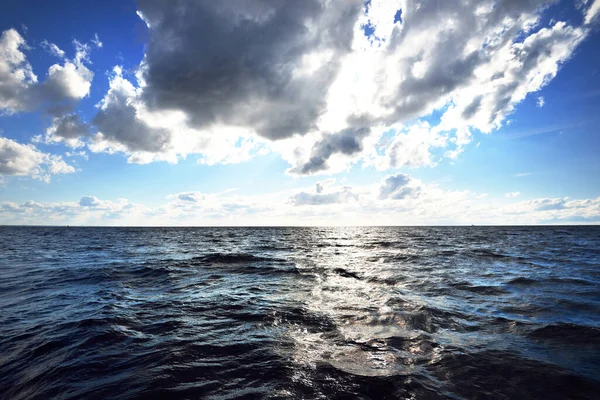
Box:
160 190 275 222
40 40 65 58
316 178 336 193
537 96 545 108
3 189 599 226
289 127 370 175
91 67 171 153
52 114 89 139
506 191 521 198
0 196 143 225
91 33 103 48
0 29 37 113
530 197 566 211
79 196 102 207
292 186 359 206
378 173 420 200
380 3 584 132
367 122 447 170
77 196 140 220
37 113 90 148
7 1 600 175
65 150 88 159
0 29 98 116
43 56 93 103
173 192 205 203
584 0 600 24
0 136 75 182
136 0 361 141
320 0 593 172
79 67 273 165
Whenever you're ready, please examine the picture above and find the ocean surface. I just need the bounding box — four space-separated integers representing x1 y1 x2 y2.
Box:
0 226 599 399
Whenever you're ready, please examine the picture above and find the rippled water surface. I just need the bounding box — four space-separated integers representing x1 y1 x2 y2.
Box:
1 226 599 399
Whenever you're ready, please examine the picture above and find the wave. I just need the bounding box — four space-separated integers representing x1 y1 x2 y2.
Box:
332 267 362 280
380 254 421 263
2 226 599 399
507 277 538 285
428 350 600 399
362 241 407 249
189 253 285 264
528 323 600 345
547 277 596 286
450 281 508 295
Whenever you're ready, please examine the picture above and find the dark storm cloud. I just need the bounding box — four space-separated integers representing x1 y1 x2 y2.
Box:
462 96 483 119
51 114 90 139
291 127 370 174
92 72 171 153
92 103 170 153
136 0 362 140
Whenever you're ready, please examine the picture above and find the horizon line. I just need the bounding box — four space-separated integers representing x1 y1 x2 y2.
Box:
1 224 598 228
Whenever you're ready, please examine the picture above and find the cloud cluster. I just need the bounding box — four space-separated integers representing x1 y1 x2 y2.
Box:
0 29 97 116
0 29 100 181
2 177 599 225
3 0 600 178
0 196 141 225
0 136 74 182
109 0 597 173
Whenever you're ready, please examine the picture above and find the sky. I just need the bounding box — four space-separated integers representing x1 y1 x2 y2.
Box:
0 0 599 226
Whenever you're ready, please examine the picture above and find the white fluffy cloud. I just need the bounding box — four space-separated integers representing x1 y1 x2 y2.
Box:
0 29 99 182
0 29 98 116
0 29 37 113
0 136 74 182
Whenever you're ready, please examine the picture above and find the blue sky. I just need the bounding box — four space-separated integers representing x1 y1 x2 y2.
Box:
1 0 599 225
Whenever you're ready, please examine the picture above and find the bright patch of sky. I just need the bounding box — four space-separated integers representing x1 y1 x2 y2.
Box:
1 0 599 225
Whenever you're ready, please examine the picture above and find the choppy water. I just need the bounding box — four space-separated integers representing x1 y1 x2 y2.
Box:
1 226 599 399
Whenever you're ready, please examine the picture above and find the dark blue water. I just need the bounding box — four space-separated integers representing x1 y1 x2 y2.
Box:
1 226 599 399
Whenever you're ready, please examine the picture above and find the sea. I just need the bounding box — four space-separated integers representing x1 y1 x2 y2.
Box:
0 226 599 399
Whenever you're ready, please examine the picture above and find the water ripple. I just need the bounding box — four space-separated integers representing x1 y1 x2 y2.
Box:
0 226 599 399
